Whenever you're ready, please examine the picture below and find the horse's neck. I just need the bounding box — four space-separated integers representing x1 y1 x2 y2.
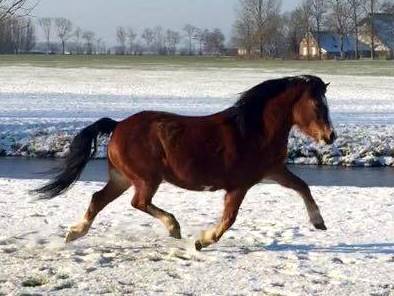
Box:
261 90 300 145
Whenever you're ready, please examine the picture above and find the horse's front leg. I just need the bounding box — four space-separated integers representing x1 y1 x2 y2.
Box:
195 188 247 251
268 166 327 230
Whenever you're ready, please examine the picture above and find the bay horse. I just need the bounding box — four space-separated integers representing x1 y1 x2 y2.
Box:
34 75 336 251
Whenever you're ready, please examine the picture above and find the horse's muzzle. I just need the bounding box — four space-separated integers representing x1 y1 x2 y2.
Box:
325 130 336 145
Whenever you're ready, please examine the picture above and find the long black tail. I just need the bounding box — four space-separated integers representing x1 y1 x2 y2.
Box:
33 117 118 199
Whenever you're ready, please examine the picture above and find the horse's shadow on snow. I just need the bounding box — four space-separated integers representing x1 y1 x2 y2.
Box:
261 240 394 255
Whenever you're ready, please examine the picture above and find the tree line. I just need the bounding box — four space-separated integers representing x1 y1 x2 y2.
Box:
115 25 225 56
232 0 394 59
0 0 36 53
37 17 107 55
0 15 227 55
0 0 393 57
39 20 227 55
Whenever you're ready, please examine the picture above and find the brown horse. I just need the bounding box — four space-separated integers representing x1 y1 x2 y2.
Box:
35 75 336 250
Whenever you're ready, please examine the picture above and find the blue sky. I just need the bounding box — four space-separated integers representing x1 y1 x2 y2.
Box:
33 0 301 45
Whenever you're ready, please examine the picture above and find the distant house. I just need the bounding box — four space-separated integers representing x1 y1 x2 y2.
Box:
359 13 394 59
224 47 241 56
299 32 370 59
237 48 261 56
237 48 248 56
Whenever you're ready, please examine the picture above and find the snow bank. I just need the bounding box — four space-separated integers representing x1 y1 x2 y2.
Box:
0 179 393 295
2 122 394 167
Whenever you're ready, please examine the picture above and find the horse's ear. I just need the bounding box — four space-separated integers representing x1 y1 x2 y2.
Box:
325 82 330 88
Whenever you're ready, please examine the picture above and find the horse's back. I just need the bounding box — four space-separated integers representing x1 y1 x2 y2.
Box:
107 110 238 188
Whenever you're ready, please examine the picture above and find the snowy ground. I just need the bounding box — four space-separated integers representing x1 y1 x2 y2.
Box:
0 178 393 296
1 65 394 166
1 59 393 296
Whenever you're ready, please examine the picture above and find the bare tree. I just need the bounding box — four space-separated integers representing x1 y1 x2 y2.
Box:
10 17 22 53
153 25 165 54
233 0 293 57
55 17 73 54
141 28 154 52
233 0 282 57
310 0 327 59
298 0 314 59
262 13 287 57
347 0 366 59
0 0 36 21
82 30 95 54
39 17 52 54
247 0 282 57
232 3 255 56
116 26 126 54
133 42 144 55
96 37 106 54
282 8 309 58
328 0 352 59
166 29 180 55
23 17 35 51
2 16 35 53
73 26 82 54
10 18 19 52
204 29 225 55
363 0 381 59
194 28 208 55
127 27 136 54
183 24 197 55
0 15 36 53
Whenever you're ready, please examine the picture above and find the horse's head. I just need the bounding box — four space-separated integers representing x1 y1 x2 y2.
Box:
292 76 336 145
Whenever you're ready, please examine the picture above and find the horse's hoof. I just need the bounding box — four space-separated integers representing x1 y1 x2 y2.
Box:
65 227 88 243
170 233 182 239
314 222 327 230
65 231 79 243
65 220 92 243
195 240 203 251
169 229 182 239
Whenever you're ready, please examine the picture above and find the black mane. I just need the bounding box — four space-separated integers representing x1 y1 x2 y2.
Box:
232 75 325 135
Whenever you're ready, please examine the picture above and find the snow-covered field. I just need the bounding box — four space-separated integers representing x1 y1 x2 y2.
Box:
1 65 394 166
1 63 393 295
0 179 393 295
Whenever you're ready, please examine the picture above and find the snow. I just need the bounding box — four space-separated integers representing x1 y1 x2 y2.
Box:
0 178 393 295
1 66 394 166
1 61 393 295
374 14 394 51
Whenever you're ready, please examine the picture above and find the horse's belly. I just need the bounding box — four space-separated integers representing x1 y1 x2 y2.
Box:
164 178 220 192
162 165 223 192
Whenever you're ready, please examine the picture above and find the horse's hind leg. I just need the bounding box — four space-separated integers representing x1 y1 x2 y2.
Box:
65 170 130 242
131 179 182 239
269 167 326 230
195 188 247 250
